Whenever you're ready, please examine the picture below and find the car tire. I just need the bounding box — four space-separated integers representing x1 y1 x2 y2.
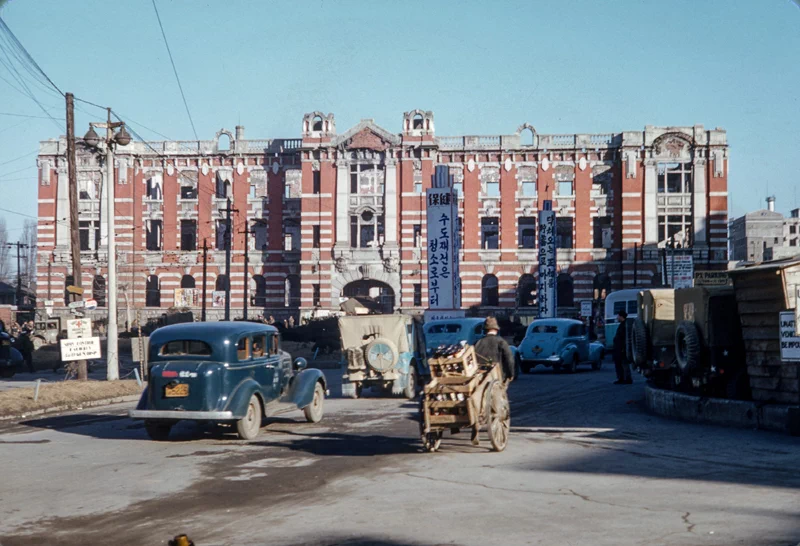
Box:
675 321 702 374
631 319 650 367
568 355 579 374
404 368 417 400
144 421 172 441
0 367 15 379
236 394 262 440
304 382 325 423
591 359 602 371
363 338 399 373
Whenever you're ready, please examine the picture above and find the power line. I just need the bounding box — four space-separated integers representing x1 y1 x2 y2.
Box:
0 150 37 167
0 16 63 96
0 111 61 120
151 0 199 141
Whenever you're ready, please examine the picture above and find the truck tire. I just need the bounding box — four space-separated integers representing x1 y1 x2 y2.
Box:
304 382 325 423
403 368 417 400
630 319 649 367
675 321 702 374
363 338 399 373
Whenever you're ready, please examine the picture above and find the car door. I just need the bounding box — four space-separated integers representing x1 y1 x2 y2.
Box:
250 333 276 401
577 324 590 361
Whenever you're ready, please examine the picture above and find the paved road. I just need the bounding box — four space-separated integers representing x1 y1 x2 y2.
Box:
1 360 798 546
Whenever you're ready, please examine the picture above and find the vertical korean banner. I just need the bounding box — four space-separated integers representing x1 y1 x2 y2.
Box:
538 201 557 318
426 187 457 310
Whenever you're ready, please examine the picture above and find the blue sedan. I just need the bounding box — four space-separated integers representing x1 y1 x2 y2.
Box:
517 318 605 373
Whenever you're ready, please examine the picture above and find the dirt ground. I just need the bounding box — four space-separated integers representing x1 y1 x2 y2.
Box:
0 379 142 418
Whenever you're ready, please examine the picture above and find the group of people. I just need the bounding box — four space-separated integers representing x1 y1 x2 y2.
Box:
0 319 36 374
255 315 296 329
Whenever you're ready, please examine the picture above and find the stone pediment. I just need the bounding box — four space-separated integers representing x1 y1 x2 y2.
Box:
334 119 401 151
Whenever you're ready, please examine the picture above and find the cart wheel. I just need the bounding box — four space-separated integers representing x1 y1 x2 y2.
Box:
484 381 510 452
423 431 442 452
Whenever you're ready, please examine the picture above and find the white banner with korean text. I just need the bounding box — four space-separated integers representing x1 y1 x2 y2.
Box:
426 187 459 310
538 203 557 318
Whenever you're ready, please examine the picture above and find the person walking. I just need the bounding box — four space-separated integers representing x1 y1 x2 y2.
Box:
613 310 632 384
474 316 516 383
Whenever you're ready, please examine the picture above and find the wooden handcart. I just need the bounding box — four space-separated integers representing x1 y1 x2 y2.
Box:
420 345 510 452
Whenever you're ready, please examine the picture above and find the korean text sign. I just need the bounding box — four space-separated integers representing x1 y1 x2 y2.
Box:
426 187 459 310
538 206 556 318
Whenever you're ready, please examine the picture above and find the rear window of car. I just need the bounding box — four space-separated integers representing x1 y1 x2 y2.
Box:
611 300 638 318
427 324 462 334
530 325 559 334
160 340 212 356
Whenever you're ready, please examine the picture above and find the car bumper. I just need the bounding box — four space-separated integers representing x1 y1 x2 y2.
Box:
527 356 563 366
128 409 234 421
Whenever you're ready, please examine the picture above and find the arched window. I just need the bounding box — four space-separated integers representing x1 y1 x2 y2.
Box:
146 275 161 307
180 274 196 289
215 274 229 292
218 133 230 151
481 274 499 307
557 273 574 308
285 275 300 307
64 274 74 306
521 127 535 146
413 113 424 130
92 275 106 307
251 275 267 307
517 274 536 307
312 115 323 132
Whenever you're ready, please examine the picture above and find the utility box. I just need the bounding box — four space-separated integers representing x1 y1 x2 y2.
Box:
729 258 800 404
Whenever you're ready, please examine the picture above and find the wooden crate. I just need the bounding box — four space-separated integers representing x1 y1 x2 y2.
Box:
427 345 479 380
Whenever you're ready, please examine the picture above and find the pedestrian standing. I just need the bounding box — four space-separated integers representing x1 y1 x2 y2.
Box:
20 324 34 374
613 310 632 384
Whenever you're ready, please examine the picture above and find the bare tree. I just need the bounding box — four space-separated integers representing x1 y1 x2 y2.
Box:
0 218 10 283
21 219 36 289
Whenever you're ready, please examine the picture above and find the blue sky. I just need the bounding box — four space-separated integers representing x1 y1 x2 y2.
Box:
1 0 799 237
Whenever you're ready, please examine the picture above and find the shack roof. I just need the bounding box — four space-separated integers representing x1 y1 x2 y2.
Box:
728 257 800 275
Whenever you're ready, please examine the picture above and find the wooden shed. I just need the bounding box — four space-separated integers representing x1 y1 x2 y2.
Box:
728 258 800 404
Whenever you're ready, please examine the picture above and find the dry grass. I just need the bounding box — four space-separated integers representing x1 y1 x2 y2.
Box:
0 380 143 418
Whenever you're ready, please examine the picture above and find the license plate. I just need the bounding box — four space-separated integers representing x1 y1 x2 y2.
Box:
164 383 189 398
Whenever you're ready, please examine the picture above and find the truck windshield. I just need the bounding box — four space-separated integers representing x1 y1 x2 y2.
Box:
160 340 212 356
427 324 461 334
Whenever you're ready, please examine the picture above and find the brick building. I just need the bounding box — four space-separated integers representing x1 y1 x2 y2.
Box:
35 112 729 322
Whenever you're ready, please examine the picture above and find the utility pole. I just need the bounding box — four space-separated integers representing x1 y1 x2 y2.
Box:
221 198 237 321
240 224 250 321
66 92 87 381
201 239 208 322
5 242 31 309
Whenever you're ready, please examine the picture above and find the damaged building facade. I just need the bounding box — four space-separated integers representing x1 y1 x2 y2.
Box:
34 112 729 320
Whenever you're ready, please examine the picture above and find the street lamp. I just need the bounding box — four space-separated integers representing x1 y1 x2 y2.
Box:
82 108 130 381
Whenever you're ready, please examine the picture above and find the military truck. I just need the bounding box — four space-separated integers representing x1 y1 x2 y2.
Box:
673 286 749 399
629 289 676 388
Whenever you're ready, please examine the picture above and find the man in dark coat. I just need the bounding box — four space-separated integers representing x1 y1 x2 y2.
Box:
474 316 516 382
613 310 632 384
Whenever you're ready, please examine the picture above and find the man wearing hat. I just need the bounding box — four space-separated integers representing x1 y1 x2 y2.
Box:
613 310 632 384
474 316 516 383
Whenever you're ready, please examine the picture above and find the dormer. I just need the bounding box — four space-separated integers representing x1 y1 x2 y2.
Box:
402 110 434 137
302 112 336 138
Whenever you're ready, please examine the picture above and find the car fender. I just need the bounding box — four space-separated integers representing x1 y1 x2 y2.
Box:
559 343 579 361
588 342 605 362
134 387 149 410
8 347 22 363
225 378 265 419
283 368 326 410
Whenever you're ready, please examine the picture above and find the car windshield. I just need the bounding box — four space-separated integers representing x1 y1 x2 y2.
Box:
530 325 559 334
427 324 462 334
159 340 212 356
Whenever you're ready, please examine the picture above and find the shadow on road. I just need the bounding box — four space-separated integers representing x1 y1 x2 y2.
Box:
275 538 458 546
252 430 422 456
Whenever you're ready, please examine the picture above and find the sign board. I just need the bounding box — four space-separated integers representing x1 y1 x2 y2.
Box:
84 299 98 310
44 300 54 307
66 318 92 339
694 270 730 287
132 336 150 363
174 288 200 308
425 166 460 313
537 202 556 318
60 337 102 362
779 311 800 361
664 254 694 289
68 300 85 310
580 300 593 318
423 309 467 323
66 285 84 295
212 291 226 308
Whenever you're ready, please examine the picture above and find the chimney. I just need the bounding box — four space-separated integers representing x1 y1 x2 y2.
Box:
235 125 245 141
767 196 775 212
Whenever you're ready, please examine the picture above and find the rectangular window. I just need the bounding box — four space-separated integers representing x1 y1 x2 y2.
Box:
658 215 692 245
313 171 321 194
791 225 797 234
453 182 463 198
79 221 90 251
518 217 536 249
414 180 422 194
413 224 422 247
249 184 257 199
313 225 321 248
521 181 536 197
283 222 300 252
658 162 693 194
556 217 573 248
216 220 227 250
147 220 163 251
481 217 499 250
486 181 500 198
360 224 375 248
312 284 321 307
350 171 358 194
236 337 250 361
252 335 267 358
593 216 612 249
180 186 197 199
557 180 574 196
350 215 358 247
146 177 163 200
413 283 422 307
180 220 196 251
252 221 268 250
791 239 798 247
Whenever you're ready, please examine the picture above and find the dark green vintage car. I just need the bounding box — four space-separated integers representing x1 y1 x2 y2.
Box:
129 322 327 441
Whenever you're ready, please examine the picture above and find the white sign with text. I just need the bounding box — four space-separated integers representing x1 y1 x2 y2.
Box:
537 203 556 318
779 311 800 361
66 318 92 339
426 187 458 310
60 337 102 362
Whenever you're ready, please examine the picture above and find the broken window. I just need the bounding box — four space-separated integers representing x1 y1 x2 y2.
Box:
518 217 536 249
79 221 91 251
283 220 300 252
413 114 424 130
285 275 300 307
481 275 499 306
252 220 268 251
215 175 231 199
658 162 693 194
413 224 422 247
556 217 573 249
216 220 228 251
593 217 613 249
146 275 161 307
251 275 267 307
313 171 321 194
180 220 196 251
481 217 499 250
146 176 163 200
413 283 422 307
312 284 321 307
181 185 197 199
313 225 321 248
146 220 162 251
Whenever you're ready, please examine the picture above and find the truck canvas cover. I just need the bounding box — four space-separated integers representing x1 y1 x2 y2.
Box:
338 315 411 353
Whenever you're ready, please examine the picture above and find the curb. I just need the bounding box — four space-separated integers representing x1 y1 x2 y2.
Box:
644 383 800 435
0 394 142 423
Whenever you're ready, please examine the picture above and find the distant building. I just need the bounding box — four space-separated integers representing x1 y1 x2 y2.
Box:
730 198 800 263
35 114 729 320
